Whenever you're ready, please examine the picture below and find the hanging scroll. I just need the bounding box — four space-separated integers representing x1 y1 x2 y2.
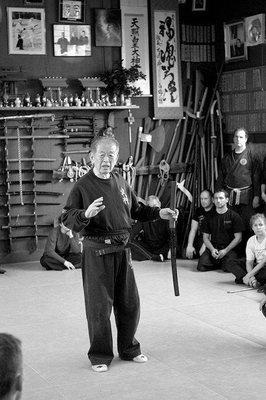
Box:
121 6 150 95
150 5 183 119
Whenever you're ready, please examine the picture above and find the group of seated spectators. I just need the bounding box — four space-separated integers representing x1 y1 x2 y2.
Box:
185 126 266 293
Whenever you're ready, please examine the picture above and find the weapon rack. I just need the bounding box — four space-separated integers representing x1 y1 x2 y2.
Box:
0 110 107 261
0 106 139 263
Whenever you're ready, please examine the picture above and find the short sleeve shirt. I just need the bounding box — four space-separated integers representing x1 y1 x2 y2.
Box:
246 235 266 264
201 208 244 249
192 206 215 233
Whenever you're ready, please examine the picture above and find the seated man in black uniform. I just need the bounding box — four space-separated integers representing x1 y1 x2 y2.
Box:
40 215 82 271
197 189 245 278
185 189 214 259
129 195 171 261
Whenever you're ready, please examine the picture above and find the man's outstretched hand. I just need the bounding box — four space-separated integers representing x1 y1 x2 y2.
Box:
159 208 179 221
85 197 105 219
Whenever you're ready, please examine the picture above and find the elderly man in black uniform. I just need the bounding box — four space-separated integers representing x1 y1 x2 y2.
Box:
215 127 261 250
61 135 177 373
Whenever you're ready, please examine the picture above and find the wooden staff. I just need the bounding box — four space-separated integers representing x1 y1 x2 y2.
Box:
154 118 182 197
136 117 152 198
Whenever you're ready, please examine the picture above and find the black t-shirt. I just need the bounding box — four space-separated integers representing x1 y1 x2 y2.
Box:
192 206 215 233
201 208 244 249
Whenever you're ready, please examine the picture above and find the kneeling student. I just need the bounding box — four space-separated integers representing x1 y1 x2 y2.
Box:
40 215 82 271
197 189 244 274
242 214 266 289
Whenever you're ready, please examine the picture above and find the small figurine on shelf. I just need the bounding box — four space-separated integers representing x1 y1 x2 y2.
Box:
120 93 125 106
81 94 85 106
3 93 9 107
112 95 117 106
95 88 100 104
24 93 31 107
46 98 53 107
87 88 93 105
85 98 90 107
14 97 22 108
74 93 79 106
105 95 111 107
69 95 74 106
63 95 69 107
35 93 41 107
42 94 47 107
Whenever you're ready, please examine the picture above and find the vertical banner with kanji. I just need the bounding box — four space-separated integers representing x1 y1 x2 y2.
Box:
121 6 150 95
151 2 183 119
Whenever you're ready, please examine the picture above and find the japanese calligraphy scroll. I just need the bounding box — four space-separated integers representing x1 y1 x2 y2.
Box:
150 1 183 119
121 6 150 95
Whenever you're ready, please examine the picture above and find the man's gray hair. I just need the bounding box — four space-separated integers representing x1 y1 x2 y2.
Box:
90 135 119 154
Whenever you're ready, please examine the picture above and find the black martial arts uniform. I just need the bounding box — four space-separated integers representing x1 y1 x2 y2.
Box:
197 208 245 278
61 170 161 366
40 226 82 270
191 205 215 256
216 146 261 249
129 218 170 261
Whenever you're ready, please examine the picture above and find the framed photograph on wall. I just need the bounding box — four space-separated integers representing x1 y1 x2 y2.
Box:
224 20 247 62
192 0 206 12
245 14 265 46
94 9 122 47
7 7 46 55
53 24 91 56
58 0 85 23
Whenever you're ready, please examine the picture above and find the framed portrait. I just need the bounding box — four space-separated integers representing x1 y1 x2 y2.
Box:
53 24 91 56
224 21 247 62
245 14 265 46
192 0 206 12
58 0 85 23
150 8 183 119
94 9 122 47
7 7 46 55
121 6 150 95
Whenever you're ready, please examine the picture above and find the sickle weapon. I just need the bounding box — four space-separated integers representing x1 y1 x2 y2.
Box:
169 180 180 296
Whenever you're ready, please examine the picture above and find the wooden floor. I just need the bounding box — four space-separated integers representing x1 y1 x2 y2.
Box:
1 258 266 400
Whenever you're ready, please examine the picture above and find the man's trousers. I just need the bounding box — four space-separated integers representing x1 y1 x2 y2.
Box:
82 242 141 366
197 248 245 279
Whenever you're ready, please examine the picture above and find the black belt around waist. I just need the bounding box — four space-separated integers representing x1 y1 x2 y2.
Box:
85 239 126 256
226 185 252 205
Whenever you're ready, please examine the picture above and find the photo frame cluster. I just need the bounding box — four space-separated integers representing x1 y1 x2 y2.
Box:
7 0 91 57
224 13 265 62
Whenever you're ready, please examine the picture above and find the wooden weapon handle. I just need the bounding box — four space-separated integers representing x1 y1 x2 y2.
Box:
170 180 180 296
